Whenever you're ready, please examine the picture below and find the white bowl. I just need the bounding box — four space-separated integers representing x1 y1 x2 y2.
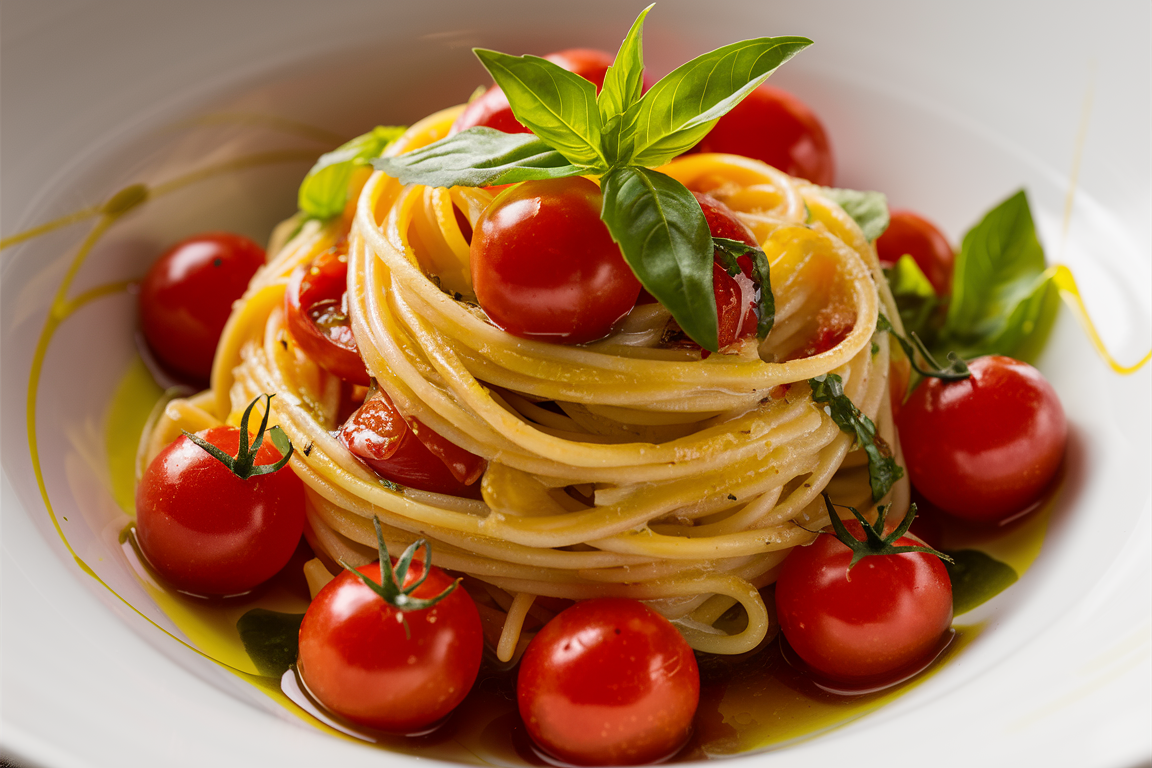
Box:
2 2 1149 767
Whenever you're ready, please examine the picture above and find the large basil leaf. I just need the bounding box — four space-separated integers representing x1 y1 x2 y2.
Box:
600 167 718 350
372 128 584 188
474 49 606 168
620 36 811 167
820 187 890 242
598 5 651 163
940 190 1057 361
298 126 404 219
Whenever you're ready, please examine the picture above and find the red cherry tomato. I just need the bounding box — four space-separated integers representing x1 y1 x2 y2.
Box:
776 519 953 684
339 393 486 496
876 210 955 296
138 232 265 383
135 426 304 596
284 244 370 386
897 355 1067 523
452 48 616 135
691 85 835 186
517 598 700 766
471 177 641 343
694 192 758 349
297 555 483 732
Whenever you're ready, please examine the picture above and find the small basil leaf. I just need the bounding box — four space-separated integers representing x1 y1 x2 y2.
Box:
237 609 304 678
599 4 652 164
621 36 811 167
299 126 404 219
713 237 775 339
808 373 903 501
941 189 1053 359
820 187 890 242
600 167 718 351
474 49 606 168
372 128 584 188
885 255 942 342
943 549 1018 616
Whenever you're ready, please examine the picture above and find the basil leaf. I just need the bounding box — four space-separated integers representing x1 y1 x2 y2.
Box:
940 189 1057 361
621 36 811 167
299 126 404 219
599 4 652 163
820 187 890 242
943 549 1018 616
600 167 718 350
474 49 606 168
237 609 303 678
808 373 903 501
713 237 775 339
373 128 584 188
885 255 941 342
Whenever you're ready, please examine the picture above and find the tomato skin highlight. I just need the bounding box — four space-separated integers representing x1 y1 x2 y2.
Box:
776 520 953 683
135 426 305 596
897 355 1067 522
692 192 759 349
284 245 371 386
138 232 265 383
876 209 955 296
517 598 699 766
297 558 483 733
691 85 834 186
452 49 615 135
471 177 641 344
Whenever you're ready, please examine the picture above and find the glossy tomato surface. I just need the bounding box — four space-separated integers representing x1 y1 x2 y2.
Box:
876 209 955 296
517 598 699 766
776 520 953 683
284 244 370 385
138 232 265 383
471 177 641 343
451 48 615 135
897 355 1067 522
694 191 758 349
691 85 834 186
297 558 483 732
135 426 304 596
339 394 486 496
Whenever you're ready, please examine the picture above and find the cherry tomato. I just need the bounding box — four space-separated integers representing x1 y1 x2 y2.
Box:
876 209 955 296
138 232 265 383
691 85 834 186
297 553 483 732
776 519 953 684
284 244 370 386
694 192 758 349
897 355 1067 522
452 48 616 135
339 392 486 496
135 426 305 596
471 177 641 343
517 598 699 766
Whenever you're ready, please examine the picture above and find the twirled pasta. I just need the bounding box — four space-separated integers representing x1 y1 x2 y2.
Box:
141 104 909 658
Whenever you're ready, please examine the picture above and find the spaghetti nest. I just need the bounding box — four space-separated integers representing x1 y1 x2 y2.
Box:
141 106 909 658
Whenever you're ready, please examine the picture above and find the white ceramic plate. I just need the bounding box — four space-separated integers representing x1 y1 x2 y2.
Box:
2 1 1149 767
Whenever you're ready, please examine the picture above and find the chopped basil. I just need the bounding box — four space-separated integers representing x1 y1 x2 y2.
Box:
808 373 903 501
820 187 890 242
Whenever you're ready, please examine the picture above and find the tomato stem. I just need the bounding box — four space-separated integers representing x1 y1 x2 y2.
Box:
182 394 294 479
822 493 954 571
878 314 970 381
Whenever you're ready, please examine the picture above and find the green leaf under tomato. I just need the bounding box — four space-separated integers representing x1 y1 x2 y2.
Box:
373 128 584 187
237 609 304 678
938 189 1058 361
620 36 812 167
808 374 903 501
820 187 890 242
299 126 405 219
474 49 606 168
600 166 718 351
885 255 941 342
943 549 1018 616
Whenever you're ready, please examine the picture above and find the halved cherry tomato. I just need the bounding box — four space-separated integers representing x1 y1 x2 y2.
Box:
138 232 265 383
517 598 699 766
694 192 758 349
691 85 835 186
298 549 483 732
284 244 370 386
876 209 955 296
776 519 953 684
339 392 486 496
135 424 304 596
452 49 616 135
471 177 641 343
897 355 1067 522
